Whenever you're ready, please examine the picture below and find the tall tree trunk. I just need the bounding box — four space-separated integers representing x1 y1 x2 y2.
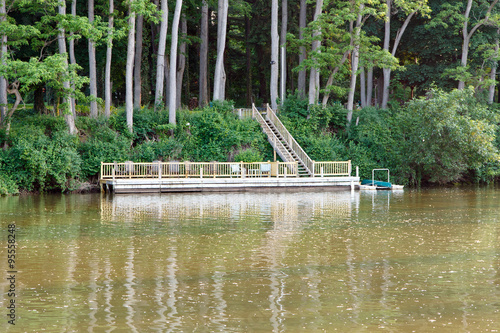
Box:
367 67 373 106
105 0 114 118
134 14 143 109
489 29 499 104
0 0 7 123
360 67 366 107
297 0 306 98
199 1 209 107
270 0 279 110
126 2 136 132
308 0 323 105
245 15 252 106
176 16 187 109
280 0 288 105
155 0 168 110
58 3 77 134
213 0 228 101
69 0 77 118
88 0 98 118
347 10 363 123
169 0 182 124
459 0 499 90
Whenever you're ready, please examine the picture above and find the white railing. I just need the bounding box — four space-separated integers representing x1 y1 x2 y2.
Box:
265 104 314 175
313 161 351 177
234 108 253 119
101 161 299 180
252 105 296 163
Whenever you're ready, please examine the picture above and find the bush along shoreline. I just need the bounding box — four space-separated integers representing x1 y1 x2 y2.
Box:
1 89 500 196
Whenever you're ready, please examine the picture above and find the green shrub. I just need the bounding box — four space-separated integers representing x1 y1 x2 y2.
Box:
234 148 263 162
0 173 19 195
2 126 82 191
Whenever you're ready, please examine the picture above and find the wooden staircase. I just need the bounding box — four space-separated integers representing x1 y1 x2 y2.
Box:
252 104 313 177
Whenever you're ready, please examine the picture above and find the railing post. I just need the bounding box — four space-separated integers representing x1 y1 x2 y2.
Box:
112 165 115 181
348 160 352 176
200 166 203 178
159 162 162 180
320 166 324 178
356 166 359 178
284 165 287 178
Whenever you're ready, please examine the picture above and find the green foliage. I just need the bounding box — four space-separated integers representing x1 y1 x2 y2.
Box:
0 173 19 196
234 148 263 163
399 88 499 185
1 125 81 191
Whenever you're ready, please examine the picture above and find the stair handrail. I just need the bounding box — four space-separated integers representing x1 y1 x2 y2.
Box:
252 104 296 163
265 104 314 176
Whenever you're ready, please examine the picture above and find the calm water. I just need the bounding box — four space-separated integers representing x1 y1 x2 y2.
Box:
0 188 499 332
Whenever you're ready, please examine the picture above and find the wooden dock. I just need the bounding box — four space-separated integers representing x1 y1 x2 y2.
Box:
100 161 359 193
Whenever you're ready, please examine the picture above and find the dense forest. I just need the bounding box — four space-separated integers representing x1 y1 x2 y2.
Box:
1 0 500 194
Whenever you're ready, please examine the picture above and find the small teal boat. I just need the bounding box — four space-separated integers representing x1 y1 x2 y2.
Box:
360 168 403 190
361 179 392 189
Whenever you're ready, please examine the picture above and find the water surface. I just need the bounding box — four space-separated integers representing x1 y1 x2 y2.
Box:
1 188 499 332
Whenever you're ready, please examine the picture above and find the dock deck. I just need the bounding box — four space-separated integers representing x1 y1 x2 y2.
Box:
100 161 359 193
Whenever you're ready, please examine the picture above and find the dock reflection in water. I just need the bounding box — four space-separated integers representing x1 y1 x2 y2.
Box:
1 189 499 332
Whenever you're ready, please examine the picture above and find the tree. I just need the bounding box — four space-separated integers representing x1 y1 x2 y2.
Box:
88 0 98 118
308 0 323 105
133 13 143 109
280 0 288 105
69 0 77 117
401 88 498 185
270 0 279 109
176 16 186 110
459 0 499 90
104 0 114 118
297 0 307 98
488 28 499 103
347 4 363 122
199 1 209 107
381 0 430 109
168 0 182 124
0 0 7 123
126 0 136 131
213 0 228 101
58 2 77 134
154 0 168 110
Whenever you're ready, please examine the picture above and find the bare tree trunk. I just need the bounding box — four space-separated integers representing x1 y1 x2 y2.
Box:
58 4 77 134
88 0 98 118
169 0 182 124
347 10 363 123
0 0 7 123
270 0 279 109
245 15 252 106
104 0 114 118
134 14 143 109
360 67 366 107
213 0 228 101
298 0 306 98
199 1 208 107
367 67 373 106
126 3 136 132
308 0 323 105
489 29 499 104
155 0 168 110
459 0 498 90
69 0 77 118
176 16 187 110
280 0 288 105
321 50 349 106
